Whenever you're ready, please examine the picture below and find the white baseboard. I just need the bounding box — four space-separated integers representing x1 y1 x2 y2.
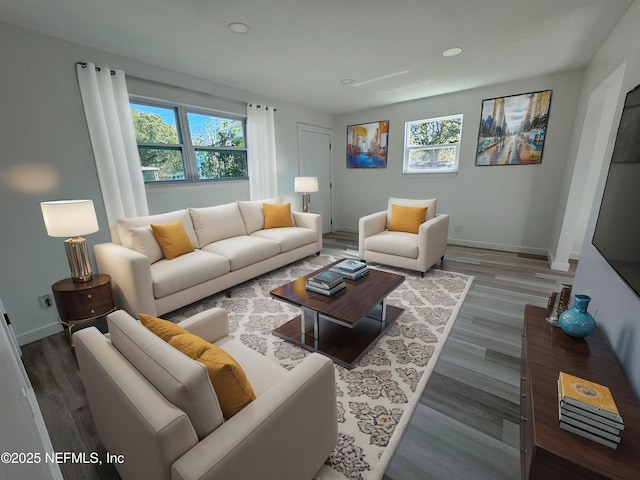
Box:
334 225 358 234
17 322 63 346
447 237 548 257
333 229 568 262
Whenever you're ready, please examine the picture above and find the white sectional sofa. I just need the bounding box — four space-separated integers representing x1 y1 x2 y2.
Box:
94 200 322 317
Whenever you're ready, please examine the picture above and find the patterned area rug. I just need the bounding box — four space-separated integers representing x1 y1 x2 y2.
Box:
166 255 473 480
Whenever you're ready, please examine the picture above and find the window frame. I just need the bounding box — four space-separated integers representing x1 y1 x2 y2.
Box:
403 114 464 174
130 97 248 184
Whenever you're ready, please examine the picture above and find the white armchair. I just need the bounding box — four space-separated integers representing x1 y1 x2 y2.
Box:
73 308 338 480
359 198 449 277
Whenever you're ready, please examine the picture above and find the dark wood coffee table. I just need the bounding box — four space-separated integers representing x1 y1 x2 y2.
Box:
270 260 405 368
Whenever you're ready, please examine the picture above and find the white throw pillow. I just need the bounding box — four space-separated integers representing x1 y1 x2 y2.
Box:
129 226 163 263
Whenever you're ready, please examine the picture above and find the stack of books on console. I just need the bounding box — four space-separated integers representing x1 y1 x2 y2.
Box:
328 259 369 280
306 270 346 296
557 371 624 449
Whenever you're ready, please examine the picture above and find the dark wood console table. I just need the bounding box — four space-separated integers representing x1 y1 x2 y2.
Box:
521 304 640 479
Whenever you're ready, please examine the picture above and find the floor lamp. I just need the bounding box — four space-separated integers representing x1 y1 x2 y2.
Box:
294 177 318 213
41 200 99 282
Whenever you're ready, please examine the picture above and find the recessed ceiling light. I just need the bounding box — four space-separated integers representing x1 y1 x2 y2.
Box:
228 22 250 34
340 79 354 85
442 47 462 57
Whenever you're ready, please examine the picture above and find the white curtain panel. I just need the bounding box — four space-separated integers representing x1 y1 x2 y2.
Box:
246 104 278 200
76 63 148 226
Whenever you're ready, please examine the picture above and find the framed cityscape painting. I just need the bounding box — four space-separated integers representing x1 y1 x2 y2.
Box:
475 90 552 166
347 120 389 168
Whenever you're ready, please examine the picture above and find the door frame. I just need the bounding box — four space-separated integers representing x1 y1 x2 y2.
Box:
297 123 333 233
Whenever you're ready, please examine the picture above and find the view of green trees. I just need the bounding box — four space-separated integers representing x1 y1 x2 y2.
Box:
131 106 247 182
407 117 462 169
188 112 247 180
132 110 183 181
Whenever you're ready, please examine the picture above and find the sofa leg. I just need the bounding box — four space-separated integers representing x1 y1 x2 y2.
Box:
440 255 445 268
421 271 425 278
316 251 321 256
225 289 232 298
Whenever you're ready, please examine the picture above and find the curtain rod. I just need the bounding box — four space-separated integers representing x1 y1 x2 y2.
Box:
77 61 276 111
248 103 277 112
77 61 116 75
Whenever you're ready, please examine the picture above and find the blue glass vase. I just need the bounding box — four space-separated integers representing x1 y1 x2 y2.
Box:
559 294 597 338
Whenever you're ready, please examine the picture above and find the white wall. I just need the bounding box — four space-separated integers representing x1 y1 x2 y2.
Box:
0 22 333 344
570 0 640 397
333 70 584 256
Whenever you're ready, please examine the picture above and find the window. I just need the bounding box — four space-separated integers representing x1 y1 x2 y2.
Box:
403 114 463 174
130 100 247 183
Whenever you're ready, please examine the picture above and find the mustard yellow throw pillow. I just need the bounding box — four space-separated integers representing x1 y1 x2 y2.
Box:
169 333 256 419
388 204 428 234
139 313 190 342
150 221 195 260
263 202 294 229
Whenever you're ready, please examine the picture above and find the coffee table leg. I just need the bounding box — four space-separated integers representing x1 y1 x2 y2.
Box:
301 306 320 349
380 298 387 331
366 298 388 331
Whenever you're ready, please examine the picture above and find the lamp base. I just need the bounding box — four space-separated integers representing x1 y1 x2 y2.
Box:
302 193 311 213
64 237 93 283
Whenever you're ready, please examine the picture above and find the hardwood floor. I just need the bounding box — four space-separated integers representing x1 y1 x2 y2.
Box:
322 232 576 480
20 233 575 480
20 316 119 480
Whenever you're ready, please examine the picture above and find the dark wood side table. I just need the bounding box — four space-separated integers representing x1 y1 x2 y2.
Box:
521 304 640 479
52 273 115 345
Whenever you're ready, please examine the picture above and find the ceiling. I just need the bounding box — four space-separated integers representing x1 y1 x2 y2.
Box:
0 0 634 115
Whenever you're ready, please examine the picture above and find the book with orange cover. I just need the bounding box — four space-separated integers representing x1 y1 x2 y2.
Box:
558 372 623 423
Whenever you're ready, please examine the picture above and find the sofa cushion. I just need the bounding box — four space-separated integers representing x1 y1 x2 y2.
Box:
117 209 198 250
129 225 164 263
263 203 294 229
386 198 436 228
150 250 230 298
388 204 428 234
151 221 196 260
189 203 248 247
252 227 317 253
107 310 224 439
139 313 190 342
237 199 280 234
365 231 420 259
202 236 280 271
169 334 256 419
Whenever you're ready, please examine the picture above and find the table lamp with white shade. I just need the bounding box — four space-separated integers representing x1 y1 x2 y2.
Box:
294 176 318 213
40 200 99 283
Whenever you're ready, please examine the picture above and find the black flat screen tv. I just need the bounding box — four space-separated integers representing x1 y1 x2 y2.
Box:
592 83 640 297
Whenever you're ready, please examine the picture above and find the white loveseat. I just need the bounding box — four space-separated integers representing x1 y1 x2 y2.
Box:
74 308 338 480
94 200 322 317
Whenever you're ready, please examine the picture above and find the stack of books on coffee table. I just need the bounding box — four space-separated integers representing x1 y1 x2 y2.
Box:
557 371 624 449
329 259 369 280
306 270 346 296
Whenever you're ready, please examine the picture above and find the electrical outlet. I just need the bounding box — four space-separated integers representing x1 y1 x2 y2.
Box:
38 294 52 309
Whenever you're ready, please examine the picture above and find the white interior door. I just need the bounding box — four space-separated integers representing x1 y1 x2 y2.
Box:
297 123 332 233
